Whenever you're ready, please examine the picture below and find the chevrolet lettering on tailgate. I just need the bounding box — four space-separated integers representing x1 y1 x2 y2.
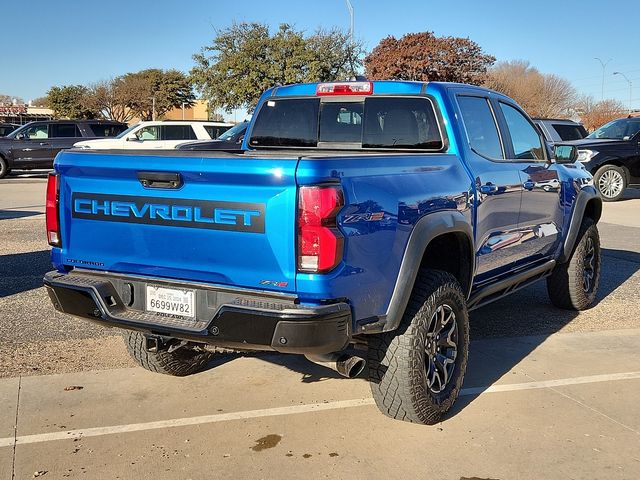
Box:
71 193 265 233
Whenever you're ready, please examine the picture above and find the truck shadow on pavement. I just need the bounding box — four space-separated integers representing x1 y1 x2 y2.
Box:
235 246 639 420
0 249 51 297
0 209 44 220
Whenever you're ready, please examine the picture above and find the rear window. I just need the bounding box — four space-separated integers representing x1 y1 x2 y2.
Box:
89 123 127 137
552 123 588 141
249 97 443 150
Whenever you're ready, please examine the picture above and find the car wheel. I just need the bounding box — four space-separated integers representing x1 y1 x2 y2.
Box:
547 217 601 310
125 331 213 376
543 185 551 192
367 270 469 424
594 165 627 202
0 157 9 179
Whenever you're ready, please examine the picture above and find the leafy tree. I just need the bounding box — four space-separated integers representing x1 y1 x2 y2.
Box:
117 69 195 121
484 60 576 118
191 22 364 112
575 96 626 132
364 32 495 85
46 85 97 119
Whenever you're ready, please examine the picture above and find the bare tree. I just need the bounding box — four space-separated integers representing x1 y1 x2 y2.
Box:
484 60 576 118
574 96 626 132
86 79 136 123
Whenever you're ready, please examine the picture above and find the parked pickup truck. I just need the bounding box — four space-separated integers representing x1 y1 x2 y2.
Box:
44 81 602 424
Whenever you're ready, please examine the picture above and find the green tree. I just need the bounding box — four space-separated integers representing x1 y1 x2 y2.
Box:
364 32 495 85
46 85 97 119
191 22 364 112
117 69 195 121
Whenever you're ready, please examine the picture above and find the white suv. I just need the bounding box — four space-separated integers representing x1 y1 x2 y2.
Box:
74 121 233 150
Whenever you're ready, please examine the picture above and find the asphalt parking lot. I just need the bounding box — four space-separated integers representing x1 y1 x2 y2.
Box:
1 173 639 479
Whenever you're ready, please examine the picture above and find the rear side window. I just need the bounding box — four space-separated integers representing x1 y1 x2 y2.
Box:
50 124 81 138
552 123 587 141
457 96 503 159
499 103 545 160
89 123 127 137
249 96 443 150
161 125 197 141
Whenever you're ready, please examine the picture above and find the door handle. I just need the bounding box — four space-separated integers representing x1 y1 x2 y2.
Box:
479 183 499 194
39 142 50 146
137 171 183 189
523 180 535 190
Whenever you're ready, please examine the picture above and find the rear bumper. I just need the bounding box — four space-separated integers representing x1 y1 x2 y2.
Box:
44 270 351 355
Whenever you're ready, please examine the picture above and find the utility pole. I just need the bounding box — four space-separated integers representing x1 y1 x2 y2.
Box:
345 0 354 44
594 57 612 100
151 96 156 121
181 102 186 120
613 71 633 115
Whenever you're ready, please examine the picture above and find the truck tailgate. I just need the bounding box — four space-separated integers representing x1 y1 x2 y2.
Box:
55 150 298 293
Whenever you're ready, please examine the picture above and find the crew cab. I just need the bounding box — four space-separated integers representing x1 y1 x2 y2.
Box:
74 121 234 150
44 81 602 425
569 116 640 201
0 120 126 178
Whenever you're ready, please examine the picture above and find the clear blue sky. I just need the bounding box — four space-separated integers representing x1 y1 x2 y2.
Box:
2 0 639 114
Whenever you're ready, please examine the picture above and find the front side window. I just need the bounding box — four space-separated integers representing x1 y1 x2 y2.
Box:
50 124 81 138
249 96 443 150
23 124 49 139
499 103 545 160
204 125 231 139
136 126 160 141
457 96 503 159
162 125 197 141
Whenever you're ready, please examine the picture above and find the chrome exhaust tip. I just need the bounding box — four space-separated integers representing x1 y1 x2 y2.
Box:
305 352 366 378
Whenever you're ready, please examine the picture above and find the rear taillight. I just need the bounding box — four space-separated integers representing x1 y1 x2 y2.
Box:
297 185 344 273
46 172 61 246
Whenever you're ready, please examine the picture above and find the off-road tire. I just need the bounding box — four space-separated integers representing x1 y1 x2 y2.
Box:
0 157 9 179
593 164 627 202
125 331 213 376
547 217 601 310
367 270 469 425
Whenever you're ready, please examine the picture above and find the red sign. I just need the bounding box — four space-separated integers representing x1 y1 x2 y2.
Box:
0 105 28 115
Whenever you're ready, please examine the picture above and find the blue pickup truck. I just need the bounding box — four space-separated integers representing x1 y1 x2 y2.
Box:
44 80 602 424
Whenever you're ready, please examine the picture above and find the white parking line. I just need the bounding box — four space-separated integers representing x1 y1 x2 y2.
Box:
1 370 639 448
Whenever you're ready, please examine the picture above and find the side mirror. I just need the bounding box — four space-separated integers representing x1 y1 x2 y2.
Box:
16 133 27 140
237 135 245 144
126 134 138 142
553 144 578 164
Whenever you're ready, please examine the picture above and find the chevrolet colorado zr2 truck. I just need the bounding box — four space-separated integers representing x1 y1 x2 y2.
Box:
44 81 602 425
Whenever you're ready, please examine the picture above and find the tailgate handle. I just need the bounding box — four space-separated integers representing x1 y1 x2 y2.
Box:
137 171 183 189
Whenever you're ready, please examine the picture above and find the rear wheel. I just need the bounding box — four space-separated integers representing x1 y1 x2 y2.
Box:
367 270 469 424
594 165 626 202
125 331 213 376
0 157 10 179
547 217 601 310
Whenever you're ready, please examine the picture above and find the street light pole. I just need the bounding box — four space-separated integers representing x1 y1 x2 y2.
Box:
613 71 633 115
345 0 354 44
594 57 612 100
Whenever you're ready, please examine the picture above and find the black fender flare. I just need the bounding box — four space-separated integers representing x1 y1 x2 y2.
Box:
372 210 474 333
559 186 602 263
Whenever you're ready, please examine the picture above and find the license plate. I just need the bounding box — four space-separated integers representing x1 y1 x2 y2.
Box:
145 285 195 318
